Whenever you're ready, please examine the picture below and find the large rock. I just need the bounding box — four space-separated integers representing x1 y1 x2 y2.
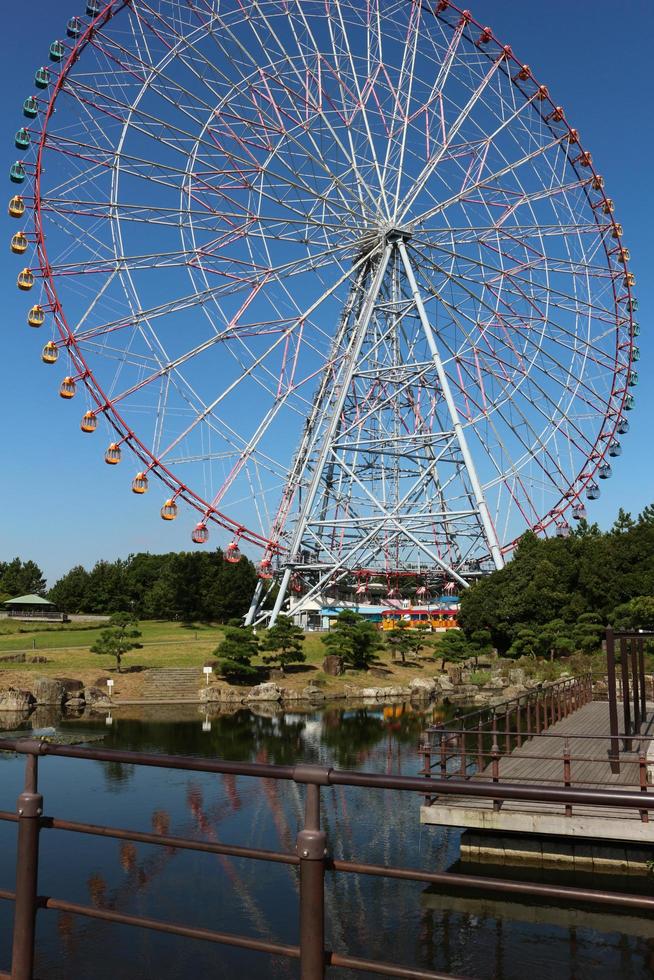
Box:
303 685 326 701
84 687 112 708
32 677 66 705
0 689 35 712
438 676 454 691
446 666 463 685
508 668 526 686
245 682 282 703
55 678 85 699
199 686 223 704
322 655 345 676
409 677 438 698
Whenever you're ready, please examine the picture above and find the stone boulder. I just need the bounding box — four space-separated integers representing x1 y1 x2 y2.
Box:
409 677 438 698
64 697 85 711
508 668 526 686
245 682 282 703
199 686 223 704
32 676 66 705
56 678 85 699
0 689 35 712
438 675 454 691
84 687 112 708
302 685 326 701
322 655 345 676
446 666 463 685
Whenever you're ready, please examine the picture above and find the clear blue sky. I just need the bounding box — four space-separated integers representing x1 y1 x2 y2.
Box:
1 0 652 588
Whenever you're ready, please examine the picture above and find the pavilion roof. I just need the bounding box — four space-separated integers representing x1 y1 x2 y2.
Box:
3 594 55 606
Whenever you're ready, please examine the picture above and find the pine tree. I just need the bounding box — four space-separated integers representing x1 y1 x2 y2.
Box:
260 615 305 673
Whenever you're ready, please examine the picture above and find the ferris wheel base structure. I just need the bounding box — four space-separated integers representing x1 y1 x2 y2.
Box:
246 230 505 628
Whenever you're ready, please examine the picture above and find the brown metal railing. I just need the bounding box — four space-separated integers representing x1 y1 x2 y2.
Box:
421 674 593 778
1 737 654 979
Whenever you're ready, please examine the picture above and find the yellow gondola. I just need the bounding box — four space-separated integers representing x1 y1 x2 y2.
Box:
160 498 178 520
27 305 45 327
105 443 121 464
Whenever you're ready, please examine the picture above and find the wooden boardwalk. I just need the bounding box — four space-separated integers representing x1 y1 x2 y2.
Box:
479 701 650 789
421 701 654 844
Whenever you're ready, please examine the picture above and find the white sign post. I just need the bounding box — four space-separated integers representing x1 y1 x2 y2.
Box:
203 666 212 686
106 678 114 698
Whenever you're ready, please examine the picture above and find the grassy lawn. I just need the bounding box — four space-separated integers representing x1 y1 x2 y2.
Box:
0 620 225 670
0 619 446 691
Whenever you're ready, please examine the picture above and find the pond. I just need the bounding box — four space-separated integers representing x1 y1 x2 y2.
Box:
0 702 652 979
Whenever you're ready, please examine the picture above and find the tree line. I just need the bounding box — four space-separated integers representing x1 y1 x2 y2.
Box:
0 551 259 623
457 505 654 657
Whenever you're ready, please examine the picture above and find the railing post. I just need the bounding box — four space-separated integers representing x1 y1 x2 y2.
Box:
476 719 483 773
621 636 632 751
535 693 541 734
460 730 467 779
630 638 641 734
439 728 447 778
526 696 532 738
504 707 511 755
638 637 647 726
639 742 649 824
605 628 620 773
297 781 326 980
563 739 572 818
491 716 502 812
420 737 432 805
11 751 43 980
516 698 522 748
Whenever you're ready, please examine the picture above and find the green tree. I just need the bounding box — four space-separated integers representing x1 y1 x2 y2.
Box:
323 610 383 670
259 615 305 673
539 619 575 659
0 558 47 599
48 565 90 613
572 612 604 654
507 627 546 659
214 626 260 682
90 613 142 672
434 629 471 669
612 596 654 631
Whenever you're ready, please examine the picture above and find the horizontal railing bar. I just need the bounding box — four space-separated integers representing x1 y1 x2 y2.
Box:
330 860 654 912
428 675 592 727
0 738 650 809
330 770 654 809
0 739 297 781
0 890 15 903
431 746 640 769
46 817 299 866
327 951 462 979
427 729 654 742
38 895 300 958
0 811 17 823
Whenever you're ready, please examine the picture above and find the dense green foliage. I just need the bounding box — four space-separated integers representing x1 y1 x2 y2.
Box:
323 609 383 669
0 558 47 600
214 626 260 681
90 612 142 672
47 550 258 621
259 615 306 673
385 620 433 663
459 505 654 654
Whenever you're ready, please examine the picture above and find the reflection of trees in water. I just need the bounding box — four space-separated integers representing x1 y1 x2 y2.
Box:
30 703 654 979
101 761 136 790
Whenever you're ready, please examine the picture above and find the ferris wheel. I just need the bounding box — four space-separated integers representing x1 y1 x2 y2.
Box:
10 0 637 624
